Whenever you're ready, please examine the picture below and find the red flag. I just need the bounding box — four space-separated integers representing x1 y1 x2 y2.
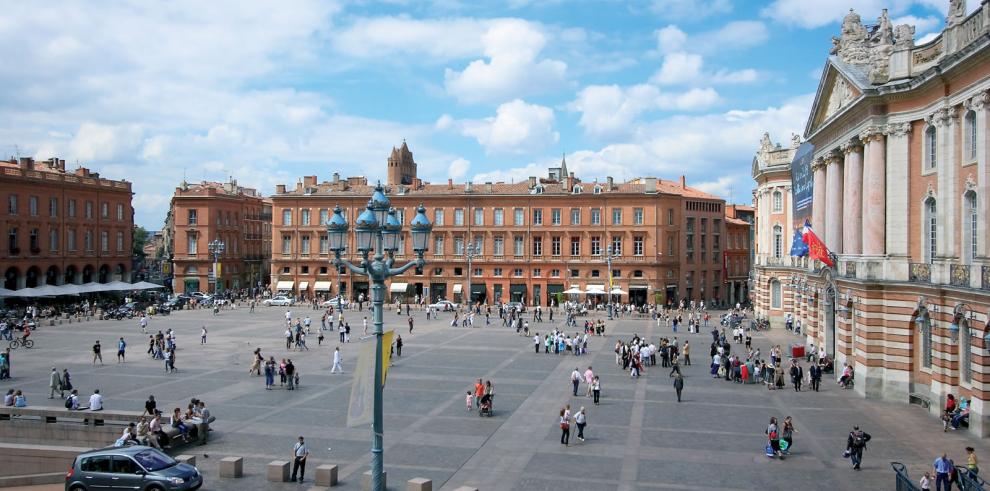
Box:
801 220 834 267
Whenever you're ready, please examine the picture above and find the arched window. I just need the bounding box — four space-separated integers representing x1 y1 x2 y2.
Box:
773 225 783 258
770 279 781 309
772 191 782 212
965 191 978 264
966 110 978 160
962 320 972 383
925 125 937 169
924 198 936 264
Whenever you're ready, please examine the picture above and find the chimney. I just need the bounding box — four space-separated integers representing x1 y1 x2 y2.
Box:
528 176 537 188
276 184 286 194
566 172 574 191
606 176 613 190
303 175 317 187
447 178 453 189
680 175 686 189
332 172 340 183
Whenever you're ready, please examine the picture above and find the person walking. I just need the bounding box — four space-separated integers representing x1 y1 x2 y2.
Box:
559 407 570 446
845 426 871 470
117 337 127 363
673 372 684 402
331 347 343 374
570 367 581 396
574 407 587 442
48 367 62 399
291 436 309 483
934 453 953 490
93 340 103 365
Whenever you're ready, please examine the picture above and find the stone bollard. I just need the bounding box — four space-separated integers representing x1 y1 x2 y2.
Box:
219 457 243 478
267 461 290 482
175 455 196 466
407 477 432 491
362 470 386 490
316 464 338 487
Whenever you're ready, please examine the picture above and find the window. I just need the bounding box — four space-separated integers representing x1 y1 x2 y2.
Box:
532 209 543 225
551 269 560 277
282 235 292 255
68 199 76 217
514 236 525 256
772 191 782 212
29 196 38 216
611 236 622 256
591 236 601 256
188 209 198 225
116 231 124 251
493 236 504 256
770 279 781 309
494 208 504 226
434 208 445 226
551 236 561 256
474 207 484 225
282 209 292 226
966 192 978 264
571 208 580 225
926 125 937 169
773 225 783 258
100 201 108 219
49 229 58 251
533 268 542 277
67 229 76 251
514 208 524 225
301 235 311 254
513 268 523 277
551 208 562 225
667 208 674 225
454 208 464 226
494 267 503 276
116 203 124 221
634 236 644 256
966 110 978 160
7 194 16 215
85 230 93 251
301 209 310 226
591 208 601 225
320 235 329 254
454 236 464 255
49 197 58 217
633 208 643 225
434 236 444 254
319 209 329 226
532 237 541 256
85 201 93 219
612 208 622 225
924 198 936 264
570 237 580 256
100 230 108 252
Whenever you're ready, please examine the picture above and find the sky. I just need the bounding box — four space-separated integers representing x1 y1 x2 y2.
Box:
0 0 964 228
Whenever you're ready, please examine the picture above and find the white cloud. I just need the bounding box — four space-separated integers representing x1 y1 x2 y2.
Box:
656 87 720 110
448 158 471 180
460 99 559 155
650 52 757 86
444 19 567 104
650 0 732 20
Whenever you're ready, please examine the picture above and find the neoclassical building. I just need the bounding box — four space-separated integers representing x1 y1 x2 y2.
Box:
754 4 990 435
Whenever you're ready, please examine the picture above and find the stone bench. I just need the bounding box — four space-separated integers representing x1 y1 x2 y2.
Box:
407 477 432 491
267 460 290 482
219 457 243 478
315 464 338 487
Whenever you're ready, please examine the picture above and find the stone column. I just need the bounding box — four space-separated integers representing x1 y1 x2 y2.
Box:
825 151 844 253
841 140 864 255
812 157 828 237
860 126 887 256
885 122 911 257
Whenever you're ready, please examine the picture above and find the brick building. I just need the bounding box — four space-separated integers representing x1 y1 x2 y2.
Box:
0 157 133 289
753 8 990 435
168 179 271 294
270 142 729 307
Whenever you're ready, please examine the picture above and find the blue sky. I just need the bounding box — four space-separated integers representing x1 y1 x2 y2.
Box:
0 0 962 228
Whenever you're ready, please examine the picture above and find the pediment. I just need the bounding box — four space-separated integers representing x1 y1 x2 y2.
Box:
806 62 864 135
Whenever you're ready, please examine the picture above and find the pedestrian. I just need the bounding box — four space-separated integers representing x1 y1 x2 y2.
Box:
48 367 62 399
331 347 343 374
93 340 103 365
559 407 570 446
845 425 871 470
574 407 587 442
570 367 581 396
673 372 684 402
117 337 126 363
967 446 980 476
200 326 207 344
934 453 953 490
291 436 309 483
395 335 403 357
592 376 601 405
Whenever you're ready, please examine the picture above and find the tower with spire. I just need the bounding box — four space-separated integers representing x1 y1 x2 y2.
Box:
386 140 417 186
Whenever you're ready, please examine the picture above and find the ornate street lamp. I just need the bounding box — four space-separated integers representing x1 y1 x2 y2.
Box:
208 239 225 295
326 192 432 491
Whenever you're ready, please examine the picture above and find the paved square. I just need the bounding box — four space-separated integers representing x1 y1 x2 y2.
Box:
3 305 987 490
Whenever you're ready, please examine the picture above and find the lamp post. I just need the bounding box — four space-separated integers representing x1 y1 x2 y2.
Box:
465 242 476 308
208 239 225 295
605 245 615 320
326 184 432 491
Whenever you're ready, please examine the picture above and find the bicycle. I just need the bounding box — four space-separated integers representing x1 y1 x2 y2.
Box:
9 338 34 349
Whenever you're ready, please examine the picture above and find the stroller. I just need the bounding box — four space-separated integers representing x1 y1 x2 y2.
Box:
478 394 493 417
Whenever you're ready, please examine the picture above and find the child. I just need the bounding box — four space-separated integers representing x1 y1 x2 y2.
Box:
466 391 473 411
919 471 931 491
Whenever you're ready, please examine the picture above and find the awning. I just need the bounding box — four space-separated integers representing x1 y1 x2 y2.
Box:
390 282 408 293
453 284 463 294
276 281 294 290
314 281 332 291
299 282 309 291
563 287 583 294
629 285 649 290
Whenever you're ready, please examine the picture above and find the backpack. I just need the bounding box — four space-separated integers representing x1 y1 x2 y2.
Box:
851 431 865 447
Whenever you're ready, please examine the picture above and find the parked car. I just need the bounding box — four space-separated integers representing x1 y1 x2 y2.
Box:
263 295 295 307
429 300 458 311
506 301 526 313
65 445 203 491
320 296 350 308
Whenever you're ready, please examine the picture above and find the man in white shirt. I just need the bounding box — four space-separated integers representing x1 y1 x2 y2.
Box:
89 389 104 411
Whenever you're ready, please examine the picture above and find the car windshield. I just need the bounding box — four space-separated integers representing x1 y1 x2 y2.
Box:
132 449 176 472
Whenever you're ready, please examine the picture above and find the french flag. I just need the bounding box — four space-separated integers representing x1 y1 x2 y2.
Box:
801 219 834 267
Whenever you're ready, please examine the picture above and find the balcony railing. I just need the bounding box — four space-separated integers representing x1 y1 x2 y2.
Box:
909 263 931 283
